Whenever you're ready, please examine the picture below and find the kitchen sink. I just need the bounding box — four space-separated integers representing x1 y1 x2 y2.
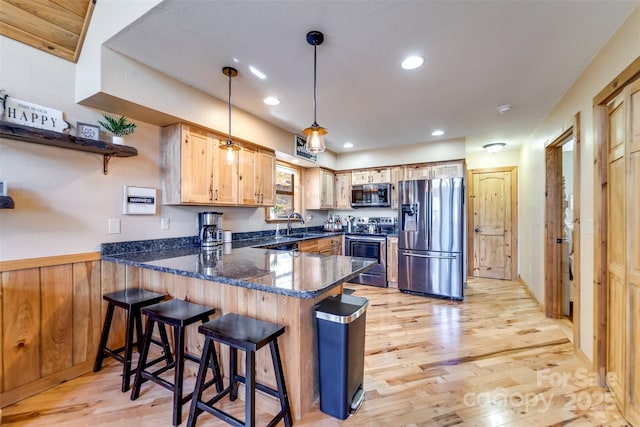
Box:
285 232 325 239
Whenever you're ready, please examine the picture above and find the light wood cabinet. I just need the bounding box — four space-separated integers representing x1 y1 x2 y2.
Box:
161 123 274 206
404 164 432 180
404 161 464 181
335 171 352 210
305 167 335 210
390 166 404 209
162 123 237 205
352 167 391 185
387 236 398 286
211 136 239 205
432 162 464 178
298 236 342 255
238 147 276 206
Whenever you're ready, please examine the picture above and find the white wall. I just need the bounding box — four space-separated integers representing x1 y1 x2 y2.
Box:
517 5 640 361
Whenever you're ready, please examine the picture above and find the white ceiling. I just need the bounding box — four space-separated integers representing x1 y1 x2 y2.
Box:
105 0 638 154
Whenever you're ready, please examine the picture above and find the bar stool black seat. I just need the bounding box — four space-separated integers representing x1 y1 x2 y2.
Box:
94 288 170 393
187 313 293 427
131 299 220 426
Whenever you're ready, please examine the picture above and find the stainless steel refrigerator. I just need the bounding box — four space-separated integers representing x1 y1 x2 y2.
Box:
398 178 464 299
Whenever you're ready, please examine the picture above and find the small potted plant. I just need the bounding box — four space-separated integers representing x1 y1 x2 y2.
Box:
98 113 137 145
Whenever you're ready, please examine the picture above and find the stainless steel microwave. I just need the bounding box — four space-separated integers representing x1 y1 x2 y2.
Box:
351 183 392 208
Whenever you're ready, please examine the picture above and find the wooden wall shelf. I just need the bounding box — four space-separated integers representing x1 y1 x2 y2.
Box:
0 121 138 174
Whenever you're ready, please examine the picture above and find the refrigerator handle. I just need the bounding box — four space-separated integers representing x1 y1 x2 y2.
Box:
426 181 431 247
401 252 457 260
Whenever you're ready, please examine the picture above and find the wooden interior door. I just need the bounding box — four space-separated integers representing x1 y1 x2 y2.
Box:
606 92 627 410
468 168 517 280
625 77 640 426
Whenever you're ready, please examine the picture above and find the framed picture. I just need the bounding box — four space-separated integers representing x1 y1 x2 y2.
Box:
77 122 100 140
294 134 317 162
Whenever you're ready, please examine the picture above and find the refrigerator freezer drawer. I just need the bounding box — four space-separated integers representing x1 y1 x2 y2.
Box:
398 250 463 299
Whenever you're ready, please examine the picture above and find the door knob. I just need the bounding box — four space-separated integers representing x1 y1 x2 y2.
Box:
474 227 480 232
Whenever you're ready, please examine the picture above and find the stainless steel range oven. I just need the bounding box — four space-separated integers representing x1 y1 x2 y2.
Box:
344 234 387 287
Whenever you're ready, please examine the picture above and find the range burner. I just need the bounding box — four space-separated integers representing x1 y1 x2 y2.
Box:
352 216 396 236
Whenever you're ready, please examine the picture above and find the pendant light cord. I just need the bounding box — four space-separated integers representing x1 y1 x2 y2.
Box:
312 42 318 126
227 71 232 143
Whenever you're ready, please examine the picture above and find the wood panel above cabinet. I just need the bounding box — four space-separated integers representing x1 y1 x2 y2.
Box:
161 123 275 207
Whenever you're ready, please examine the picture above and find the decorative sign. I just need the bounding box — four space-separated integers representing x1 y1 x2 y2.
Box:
294 134 317 162
123 185 157 215
77 122 100 140
2 95 69 133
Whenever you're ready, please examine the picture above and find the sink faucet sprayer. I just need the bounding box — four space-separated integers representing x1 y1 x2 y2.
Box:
286 212 305 235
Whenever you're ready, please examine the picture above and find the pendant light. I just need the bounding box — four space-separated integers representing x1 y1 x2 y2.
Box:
303 30 327 153
219 66 241 163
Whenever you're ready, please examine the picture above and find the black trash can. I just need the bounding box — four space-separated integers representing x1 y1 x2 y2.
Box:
314 293 369 419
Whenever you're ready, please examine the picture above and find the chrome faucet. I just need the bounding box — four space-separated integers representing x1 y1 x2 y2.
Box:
286 212 305 235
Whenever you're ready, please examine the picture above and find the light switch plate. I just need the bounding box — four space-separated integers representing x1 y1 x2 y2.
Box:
108 218 121 234
161 217 170 230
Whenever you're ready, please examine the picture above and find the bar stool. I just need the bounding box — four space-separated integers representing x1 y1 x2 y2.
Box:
94 288 170 392
131 299 220 426
187 313 293 427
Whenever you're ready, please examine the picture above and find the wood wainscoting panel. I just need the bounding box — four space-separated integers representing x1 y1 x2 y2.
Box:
72 261 102 365
2 268 41 391
1 255 104 407
40 264 73 377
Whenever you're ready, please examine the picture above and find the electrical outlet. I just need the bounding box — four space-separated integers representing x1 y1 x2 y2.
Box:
108 219 121 234
161 217 170 230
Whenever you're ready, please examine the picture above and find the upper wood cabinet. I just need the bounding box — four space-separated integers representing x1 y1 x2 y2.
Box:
352 167 391 185
305 167 335 210
404 161 464 180
335 171 352 210
211 136 239 205
390 166 405 209
238 146 276 206
162 124 213 204
404 164 432 180
161 123 274 206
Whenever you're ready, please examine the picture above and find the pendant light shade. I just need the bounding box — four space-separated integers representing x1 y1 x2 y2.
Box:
219 66 241 162
303 30 327 153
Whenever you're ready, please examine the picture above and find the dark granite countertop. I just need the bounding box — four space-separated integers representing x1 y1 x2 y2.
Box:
102 233 375 299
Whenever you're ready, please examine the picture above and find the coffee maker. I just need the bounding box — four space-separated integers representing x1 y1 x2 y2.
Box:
198 212 223 248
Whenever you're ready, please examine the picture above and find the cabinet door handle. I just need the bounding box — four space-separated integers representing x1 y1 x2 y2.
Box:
209 185 213 201
215 189 219 200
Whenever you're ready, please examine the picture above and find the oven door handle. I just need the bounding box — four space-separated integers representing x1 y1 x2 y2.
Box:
401 252 456 260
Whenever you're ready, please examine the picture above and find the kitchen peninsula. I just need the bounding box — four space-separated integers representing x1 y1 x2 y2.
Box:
101 237 375 420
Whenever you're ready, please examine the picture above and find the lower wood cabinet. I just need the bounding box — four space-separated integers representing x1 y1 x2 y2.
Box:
387 236 398 287
298 236 342 255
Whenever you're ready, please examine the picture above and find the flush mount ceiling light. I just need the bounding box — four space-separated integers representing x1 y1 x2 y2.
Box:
302 30 328 154
401 55 424 70
497 104 512 114
219 66 241 162
483 142 506 153
343 142 354 148
431 129 444 136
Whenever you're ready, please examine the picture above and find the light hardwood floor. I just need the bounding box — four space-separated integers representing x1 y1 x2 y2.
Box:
1 278 630 426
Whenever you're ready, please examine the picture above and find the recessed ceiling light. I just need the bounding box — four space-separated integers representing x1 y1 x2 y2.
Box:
249 65 266 80
263 97 280 106
291 159 299 164
401 56 424 70
343 142 354 148
432 129 444 136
